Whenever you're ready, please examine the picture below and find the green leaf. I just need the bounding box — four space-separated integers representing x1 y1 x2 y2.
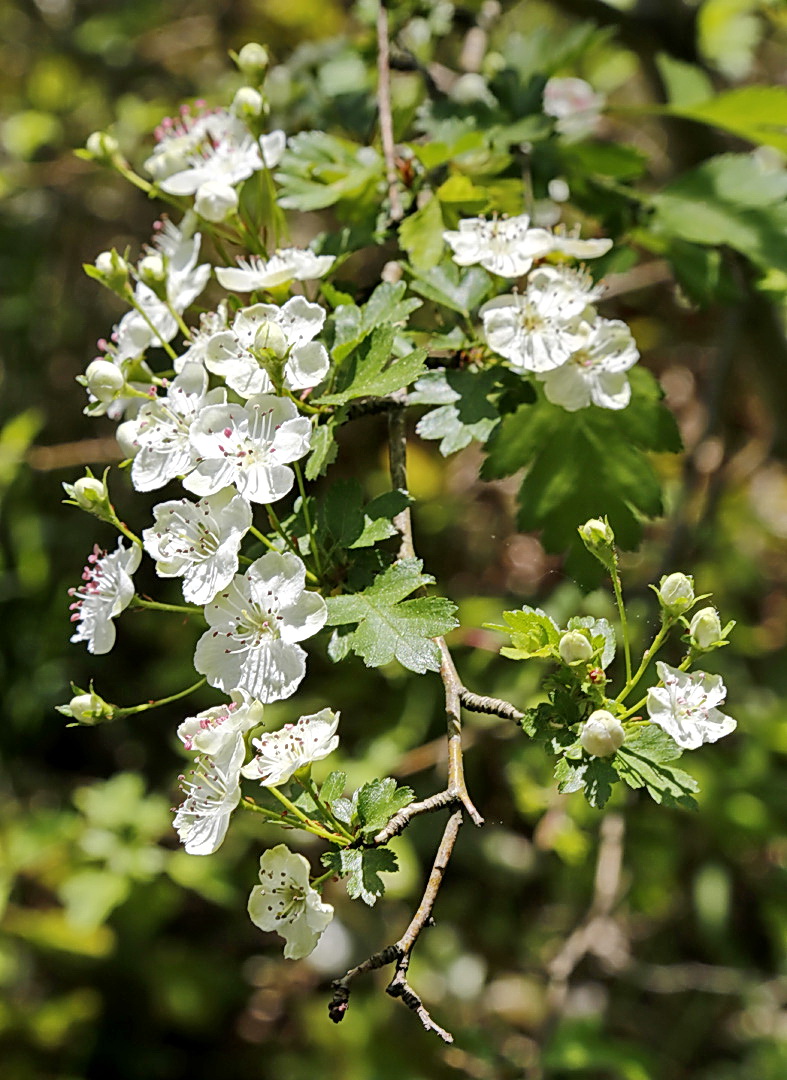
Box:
328 281 423 365
320 771 347 804
481 373 681 583
411 368 500 455
275 131 385 217
651 153 787 272
666 86 787 153
355 777 414 837
399 196 445 270
317 480 410 551
485 605 559 660
655 53 715 108
407 130 487 171
321 847 398 906
325 557 458 673
555 756 618 808
305 418 340 480
319 326 427 406
614 725 699 808
409 260 493 315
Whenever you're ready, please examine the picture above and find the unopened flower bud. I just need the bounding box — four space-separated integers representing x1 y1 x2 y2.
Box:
94 249 129 291
85 359 125 403
658 572 695 614
254 319 289 358
137 253 166 285
580 710 625 757
689 606 722 651
559 630 593 664
116 420 140 459
234 42 270 82
233 86 265 118
194 180 239 223
66 475 111 518
57 687 115 725
578 517 615 568
85 130 120 161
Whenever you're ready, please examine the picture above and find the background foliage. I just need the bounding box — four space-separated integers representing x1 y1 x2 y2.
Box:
2 1 787 1077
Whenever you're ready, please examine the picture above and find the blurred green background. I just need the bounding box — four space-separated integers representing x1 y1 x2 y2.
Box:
2 1 787 1078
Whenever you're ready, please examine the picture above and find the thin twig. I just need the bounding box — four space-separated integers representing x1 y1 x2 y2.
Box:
376 1 403 222
388 404 414 560
459 687 524 724
329 810 463 1042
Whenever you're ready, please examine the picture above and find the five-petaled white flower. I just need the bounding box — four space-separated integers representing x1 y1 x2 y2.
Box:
123 363 226 492
247 844 334 959
443 213 554 278
111 218 211 364
68 539 142 655
143 488 253 604
646 661 736 751
177 691 264 756
480 266 591 373
193 551 328 703
543 77 605 140
216 249 335 292
204 298 330 399
184 393 311 503
173 734 245 855
538 316 639 411
242 708 340 787
174 302 230 373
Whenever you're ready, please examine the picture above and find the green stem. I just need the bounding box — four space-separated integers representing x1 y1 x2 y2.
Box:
111 518 142 547
129 297 179 361
615 620 672 704
131 595 205 618
619 694 648 721
283 388 331 416
310 868 336 891
249 523 280 553
119 677 207 717
294 462 325 580
240 798 295 828
166 301 191 340
611 560 633 685
265 507 318 582
268 786 349 846
299 775 353 841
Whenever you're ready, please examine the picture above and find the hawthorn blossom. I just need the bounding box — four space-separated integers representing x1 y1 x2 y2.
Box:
248 845 334 959
173 735 245 855
216 249 335 292
647 662 736 751
123 363 226 492
174 303 230 373
68 539 141 655
543 77 605 140
538 316 639 411
111 218 211 364
242 708 340 787
184 393 311 503
193 551 327 703
443 214 554 277
480 266 593 373
142 488 253 604
204 298 330 398
144 103 286 205
177 691 264 756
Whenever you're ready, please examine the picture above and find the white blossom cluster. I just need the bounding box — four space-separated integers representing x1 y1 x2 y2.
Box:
444 213 640 411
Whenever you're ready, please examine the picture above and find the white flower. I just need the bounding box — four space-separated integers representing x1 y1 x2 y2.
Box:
123 363 226 492
548 228 613 260
143 488 253 604
538 316 639 411
647 661 736 750
443 214 554 277
689 607 723 651
204 298 329 398
173 735 245 855
177 691 264 756
543 77 605 140
242 708 340 787
215 249 335 292
111 219 211 364
184 393 311 503
174 303 230 373
248 845 334 959
68 539 142 655
480 268 591 373
145 104 286 199
194 551 327 703
194 179 239 222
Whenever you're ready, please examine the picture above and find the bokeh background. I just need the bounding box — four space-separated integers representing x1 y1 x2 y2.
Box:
2 1 787 1077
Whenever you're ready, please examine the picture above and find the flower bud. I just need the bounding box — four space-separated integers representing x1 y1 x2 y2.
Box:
580 710 625 757
234 42 270 82
232 86 265 118
63 474 113 521
85 130 120 161
689 606 723 651
559 630 593 665
254 319 289 358
137 253 166 286
85 359 125 403
658 572 695 614
578 517 615 568
57 687 115 725
194 180 239 223
116 420 140 459
94 248 130 291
